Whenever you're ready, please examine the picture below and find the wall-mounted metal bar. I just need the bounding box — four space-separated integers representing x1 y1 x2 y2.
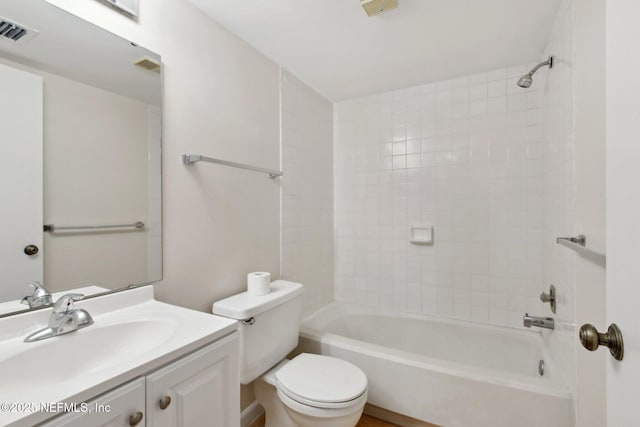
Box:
556 235 606 267
557 235 586 246
182 154 283 179
44 221 145 232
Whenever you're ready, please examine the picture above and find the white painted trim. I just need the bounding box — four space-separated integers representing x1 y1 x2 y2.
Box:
241 401 264 427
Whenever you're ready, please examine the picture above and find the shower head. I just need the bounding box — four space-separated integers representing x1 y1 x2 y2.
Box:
517 56 554 89
517 74 533 88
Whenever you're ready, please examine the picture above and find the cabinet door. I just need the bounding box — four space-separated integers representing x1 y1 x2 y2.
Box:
146 333 239 427
40 378 145 427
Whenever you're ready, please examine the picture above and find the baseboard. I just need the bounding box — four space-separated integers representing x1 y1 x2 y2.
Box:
241 401 264 427
364 403 441 427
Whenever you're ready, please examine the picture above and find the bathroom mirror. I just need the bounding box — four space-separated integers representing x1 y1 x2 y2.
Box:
0 0 162 316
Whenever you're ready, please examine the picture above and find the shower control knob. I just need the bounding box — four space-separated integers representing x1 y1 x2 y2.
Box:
24 245 39 256
579 323 624 361
540 284 556 314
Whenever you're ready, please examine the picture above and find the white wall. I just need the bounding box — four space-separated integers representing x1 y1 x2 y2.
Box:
46 0 282 313
281 70 334 315
42 72 150 290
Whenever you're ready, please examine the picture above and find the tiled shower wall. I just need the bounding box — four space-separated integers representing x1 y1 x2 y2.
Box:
281 71 334 315
334 52 574 331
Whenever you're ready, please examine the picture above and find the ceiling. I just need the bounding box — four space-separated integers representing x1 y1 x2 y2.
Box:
189 0 561 101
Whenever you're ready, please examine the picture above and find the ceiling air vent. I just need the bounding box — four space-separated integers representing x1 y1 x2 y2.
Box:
361 0 398 17
133 57 161 74
0 18 38 43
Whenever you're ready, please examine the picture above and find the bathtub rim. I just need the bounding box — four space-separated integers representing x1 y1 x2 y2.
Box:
300 301 572 400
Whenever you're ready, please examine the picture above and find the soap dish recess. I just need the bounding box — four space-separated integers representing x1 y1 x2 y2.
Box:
410 224 433 244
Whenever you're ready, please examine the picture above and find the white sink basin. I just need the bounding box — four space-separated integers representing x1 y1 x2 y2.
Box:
0 319 176 391
0 286 237 427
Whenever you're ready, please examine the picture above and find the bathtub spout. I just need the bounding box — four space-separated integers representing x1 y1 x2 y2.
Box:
523 313 554 330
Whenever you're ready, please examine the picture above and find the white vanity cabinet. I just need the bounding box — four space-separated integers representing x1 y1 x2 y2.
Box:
40 333 239 427
146 333 239 427
39 378 146 427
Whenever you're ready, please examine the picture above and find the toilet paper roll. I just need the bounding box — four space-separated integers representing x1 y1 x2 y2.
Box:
247 272 271 296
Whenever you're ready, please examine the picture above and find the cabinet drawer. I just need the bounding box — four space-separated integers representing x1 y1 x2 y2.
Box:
39 377 145 427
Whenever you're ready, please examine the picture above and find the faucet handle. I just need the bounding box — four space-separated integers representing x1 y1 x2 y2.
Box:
29 282 50 298
539 284 556 314
52 294 84 314
27 281 42 290
21 282 52 307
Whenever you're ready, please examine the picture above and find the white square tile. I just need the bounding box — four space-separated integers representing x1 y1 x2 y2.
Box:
437 91 453 107
452 87 470 104
454 303 472 320
469 84 487 101
507 94 526 111
406 140 421 154
470 100 488 116
488 80 507 98
487 96 507 113
393 141 407 155
437 302 455 317
406 154 421 169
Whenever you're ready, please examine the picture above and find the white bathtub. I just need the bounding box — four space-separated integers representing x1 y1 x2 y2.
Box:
298 303 573 427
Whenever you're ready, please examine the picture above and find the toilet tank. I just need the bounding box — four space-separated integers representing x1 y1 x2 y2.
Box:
212 280 303 384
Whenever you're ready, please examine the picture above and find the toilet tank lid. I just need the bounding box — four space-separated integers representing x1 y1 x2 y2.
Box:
212 280 303 320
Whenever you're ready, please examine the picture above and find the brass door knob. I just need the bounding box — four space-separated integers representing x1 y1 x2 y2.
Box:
159 395 171 410
24 245 39 256
129 411 143 426
579 323 624 361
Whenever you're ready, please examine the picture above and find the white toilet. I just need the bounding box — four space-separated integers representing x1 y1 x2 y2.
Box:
213 281 367 427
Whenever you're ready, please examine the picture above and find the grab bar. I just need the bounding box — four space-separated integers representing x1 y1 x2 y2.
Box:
182 153 283 179
44 221 145 232
556 235 606 267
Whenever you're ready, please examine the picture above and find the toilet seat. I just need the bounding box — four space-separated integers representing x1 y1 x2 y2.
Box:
276 387 368 418
275 353 368 412
277 383 368 409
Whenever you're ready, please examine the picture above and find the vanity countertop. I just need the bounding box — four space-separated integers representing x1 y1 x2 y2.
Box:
0 286 238 427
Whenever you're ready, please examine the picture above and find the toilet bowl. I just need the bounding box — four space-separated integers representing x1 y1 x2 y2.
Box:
212 281 368 427
255 354 368 427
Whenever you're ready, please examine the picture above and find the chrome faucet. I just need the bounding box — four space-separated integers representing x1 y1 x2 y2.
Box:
523 313 554 330
24 294 94 343
21 282 52 308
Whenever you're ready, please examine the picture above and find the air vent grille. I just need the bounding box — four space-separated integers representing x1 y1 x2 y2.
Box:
0 21 27 42
361 0 398 17
0 18 37 43
133 57 161 73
